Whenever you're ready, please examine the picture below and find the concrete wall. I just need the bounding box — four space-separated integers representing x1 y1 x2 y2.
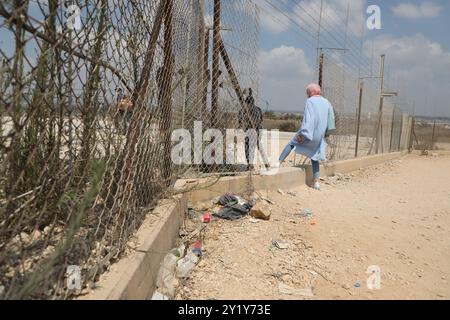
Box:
84 196 187 300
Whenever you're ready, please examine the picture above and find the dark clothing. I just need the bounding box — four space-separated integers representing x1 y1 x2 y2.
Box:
214 194 252 221
239 103 263 131
239 94 268 167
116 92 124 104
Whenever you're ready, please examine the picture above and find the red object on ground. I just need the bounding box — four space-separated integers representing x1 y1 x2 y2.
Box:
202 213 212 223
192 240 203 256
193 240 202 250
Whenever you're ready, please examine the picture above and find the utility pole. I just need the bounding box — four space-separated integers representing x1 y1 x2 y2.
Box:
355 80 364 158
375 54 386 154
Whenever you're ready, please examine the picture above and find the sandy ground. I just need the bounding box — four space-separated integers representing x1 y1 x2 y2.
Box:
176 154 450 300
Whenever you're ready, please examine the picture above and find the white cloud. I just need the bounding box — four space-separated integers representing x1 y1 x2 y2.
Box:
292 0 366 37
364 34 450 117
392 2 442 19
255 0 291 34
258 46 314 111
255 0 367 36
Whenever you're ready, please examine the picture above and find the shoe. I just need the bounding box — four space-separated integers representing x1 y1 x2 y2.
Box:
313 182 321 190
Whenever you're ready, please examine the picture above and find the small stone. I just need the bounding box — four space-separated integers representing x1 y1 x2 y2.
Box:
277 189 284 195
54 227 63 234
24 260 34 271
31 230 42 242
272 239 289 250
43 226 51 235
249 202 272 221
5 268 16 278
19 232 31 244
43 245 55 257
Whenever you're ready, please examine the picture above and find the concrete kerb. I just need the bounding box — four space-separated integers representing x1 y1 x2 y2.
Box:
85 151 407 300
83 195 187 300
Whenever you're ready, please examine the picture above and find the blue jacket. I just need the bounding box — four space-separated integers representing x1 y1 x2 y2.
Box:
291 96 335 161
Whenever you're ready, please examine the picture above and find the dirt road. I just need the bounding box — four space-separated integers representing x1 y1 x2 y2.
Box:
176 154 450 300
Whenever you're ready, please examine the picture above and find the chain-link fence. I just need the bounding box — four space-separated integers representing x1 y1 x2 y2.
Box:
320 51 413 161
412 119 450 152
0 0 262 299
0 0 424 300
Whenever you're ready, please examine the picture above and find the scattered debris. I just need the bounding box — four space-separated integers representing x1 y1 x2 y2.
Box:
192 240 203 257
156 245 185 299
307 270 319 278
297 208 314 218
187 208 202 221
322 172 353 185
260 196 275 205
249 218 261 224
277 189 285 195
249 202 272 221
152 290 170 300
202 213 212 224
286 191 297 197
176 251 200 279
354 282 361 288
214 204 251 221
180 225 206 242
272 239 289 250
213 193 252 221
278 283 314 297
218 193 238 206
310 219 317 226
234 196 248 206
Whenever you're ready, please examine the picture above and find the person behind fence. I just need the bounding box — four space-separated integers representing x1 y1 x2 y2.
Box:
278 83 336 190
116 91 133 133
239 88 270 170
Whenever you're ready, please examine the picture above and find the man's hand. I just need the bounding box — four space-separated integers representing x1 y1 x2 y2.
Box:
296 135 304 144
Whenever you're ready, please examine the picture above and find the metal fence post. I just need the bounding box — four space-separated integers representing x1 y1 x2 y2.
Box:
159 0 174 185
211 0 221 129
355 80 364 158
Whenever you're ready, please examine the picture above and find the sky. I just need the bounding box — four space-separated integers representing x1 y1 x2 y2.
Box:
255 0 450 118
1 0 449 118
